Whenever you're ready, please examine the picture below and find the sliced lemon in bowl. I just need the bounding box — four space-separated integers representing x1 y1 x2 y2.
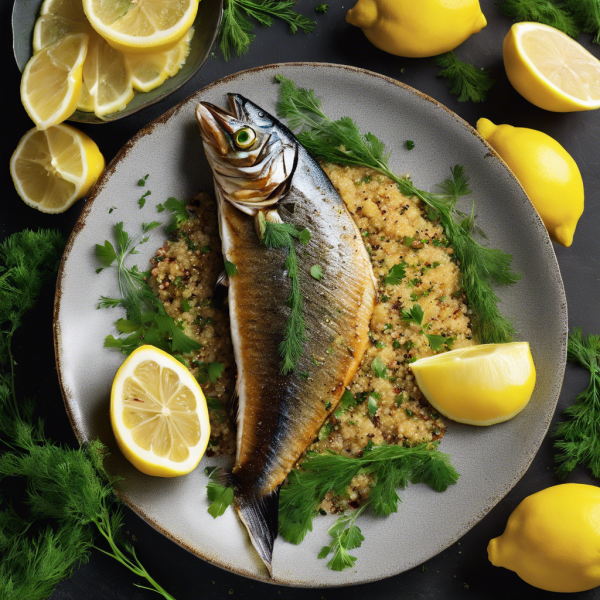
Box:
504 22 600 112
10 123 105 213
124 27 194 93
21 32 89 130
411 342 536 426
33 0 90 52
111 345 210 477
83 0 200 53
79 32 134 116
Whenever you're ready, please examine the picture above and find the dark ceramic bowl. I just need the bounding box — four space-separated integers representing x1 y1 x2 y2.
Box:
12 0 223 123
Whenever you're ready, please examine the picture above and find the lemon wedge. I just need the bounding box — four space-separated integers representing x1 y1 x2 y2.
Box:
33 0 90 52
79 31 134 116
21 33 88 130
111 345 210 477
83 0 199 53
125 27 194 93
504 22 600 112
10 124 105 213
411 342 536 426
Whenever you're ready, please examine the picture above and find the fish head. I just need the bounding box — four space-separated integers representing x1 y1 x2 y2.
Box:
196 94 297 216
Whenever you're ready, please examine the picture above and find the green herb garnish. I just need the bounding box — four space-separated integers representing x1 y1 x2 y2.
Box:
96 222 201 356
384 262 407 286
315 3 329 14
275 75 520 344
311 264 324 280
0 231 175 599
260 219 311 374
194 360 225 385
206 467 234 518
554 328 600 478
138 190 151 208
164 197 191 232
371 357 387 379
219 0 316 60
564 0 600 43
406 140 415 150
497 0 580 39
279 442 459 549
225 260 238 277
433 51 496 103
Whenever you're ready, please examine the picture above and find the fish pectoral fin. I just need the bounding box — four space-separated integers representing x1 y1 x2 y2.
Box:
233 485 280 577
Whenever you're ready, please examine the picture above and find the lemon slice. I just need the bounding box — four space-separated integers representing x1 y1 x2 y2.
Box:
124 27 194 93
411 342 536 426
504 22 600 112
21 33 88 130
33 0 90 52
111 345 210 477
10 124 105 213
83 0 199 53
79 31 134 116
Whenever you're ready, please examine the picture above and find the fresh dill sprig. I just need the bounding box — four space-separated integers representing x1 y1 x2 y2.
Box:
0 231 175 599
261 219 311 374
275 75 520 343
554 328 600 479
219 0 316 60
563 0 600 44
96 222 201 356
433 51 496 103
496 0 580 39
279 442 459 547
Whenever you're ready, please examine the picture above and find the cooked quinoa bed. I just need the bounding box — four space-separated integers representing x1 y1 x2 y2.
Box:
149 167 474 509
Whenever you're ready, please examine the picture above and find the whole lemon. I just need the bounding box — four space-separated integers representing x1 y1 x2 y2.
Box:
346 0 487 58
488 484 600 593
477 118 584 247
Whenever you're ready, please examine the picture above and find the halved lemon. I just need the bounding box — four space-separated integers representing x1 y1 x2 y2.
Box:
21 33 88 130
10 124 105 213
411 342 536 426
33 0 90 52
125 27 194 93
82 0 199 53
504 22 600 112
79 31 134 116
111 345 210 477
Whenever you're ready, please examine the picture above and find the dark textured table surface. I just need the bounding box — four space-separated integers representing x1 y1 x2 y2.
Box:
2 0 600 598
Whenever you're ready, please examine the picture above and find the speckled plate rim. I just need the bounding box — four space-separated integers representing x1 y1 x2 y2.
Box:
53 62 568 587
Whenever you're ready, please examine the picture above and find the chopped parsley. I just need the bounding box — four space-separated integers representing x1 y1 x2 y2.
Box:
315 3 329 14
384 262 407 286
138 190 151 208
225 260 238 277
137 174 149 186
371 357 387 379
406 140 415 150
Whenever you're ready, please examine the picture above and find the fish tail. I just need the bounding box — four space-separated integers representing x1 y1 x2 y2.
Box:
232 478 280 577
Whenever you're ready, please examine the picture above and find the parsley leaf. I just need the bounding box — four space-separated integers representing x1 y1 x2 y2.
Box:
434 51 496 103
225 260 238 277
425 333 447 352
311 264 324 280
138 190 151 208
137 174 149 186
206 468 234 518
402 304 424 327
384 262 407 286
164 197 190 232
406 140 415 150
371 357 387 379
194 361 225 385
368 391 381 415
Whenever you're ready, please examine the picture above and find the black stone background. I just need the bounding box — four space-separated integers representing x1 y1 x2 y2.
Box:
1 0 599 598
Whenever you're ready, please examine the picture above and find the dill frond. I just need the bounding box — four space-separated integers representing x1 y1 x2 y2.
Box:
262 220 311 374
562 0 600 44
276 76 520 344
554 328 600 478
496 0 580 38
219 0 316 60
433 51 496 103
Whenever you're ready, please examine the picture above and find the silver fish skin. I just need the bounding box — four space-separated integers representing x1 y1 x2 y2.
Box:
196 95 376 575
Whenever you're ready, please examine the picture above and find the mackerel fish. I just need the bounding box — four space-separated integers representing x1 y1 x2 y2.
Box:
195 94 376 575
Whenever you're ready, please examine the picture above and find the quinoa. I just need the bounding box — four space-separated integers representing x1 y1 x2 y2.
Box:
147 193 236 457
149 167 474 510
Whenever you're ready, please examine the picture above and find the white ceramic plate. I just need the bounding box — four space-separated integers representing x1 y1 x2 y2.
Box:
54 63 568 587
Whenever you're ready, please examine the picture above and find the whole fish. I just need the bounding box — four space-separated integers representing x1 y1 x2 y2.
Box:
196 95 376 575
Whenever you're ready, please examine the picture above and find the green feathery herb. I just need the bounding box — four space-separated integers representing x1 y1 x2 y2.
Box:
261 219 311 374
96 222 201 356
315 3 329 13
433 51 496 103
554 328 600 479
279 442 459 547
0 231 175 599
219 0 316 60
275 75 520 344
496 0 580 38
563 0 600 44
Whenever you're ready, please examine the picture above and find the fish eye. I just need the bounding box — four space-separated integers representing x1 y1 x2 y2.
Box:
234 127 256 149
